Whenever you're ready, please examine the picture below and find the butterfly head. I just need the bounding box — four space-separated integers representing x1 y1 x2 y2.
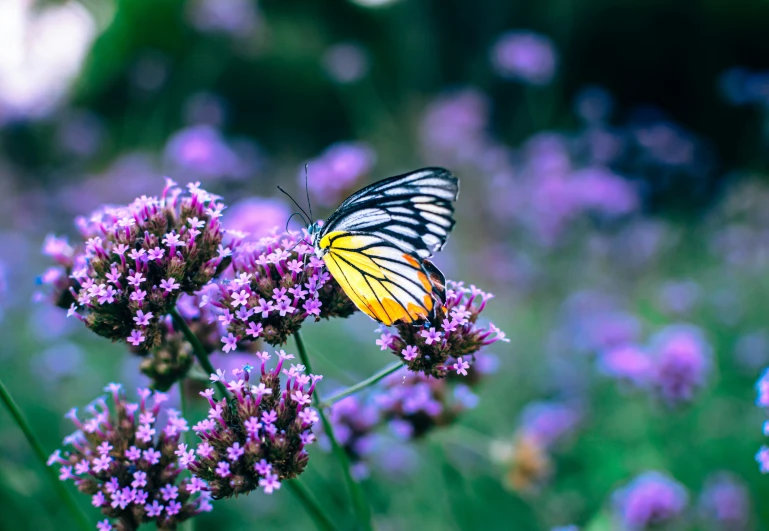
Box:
307 222 326 257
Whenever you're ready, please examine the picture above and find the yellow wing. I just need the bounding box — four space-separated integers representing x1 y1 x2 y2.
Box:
319 231 441 325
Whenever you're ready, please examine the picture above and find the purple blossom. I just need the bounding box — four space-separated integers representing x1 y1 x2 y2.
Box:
301 142 377 207
698 472 751 529
490 30 558 85
382 281 507 378
649 325 711 405
39 179 240 354
48 385 210 527
215 229 356 346
188 359 320 498
518 401 582 449
612 471 689 530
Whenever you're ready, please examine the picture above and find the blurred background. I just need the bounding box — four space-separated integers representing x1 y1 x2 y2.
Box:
3 0 769 529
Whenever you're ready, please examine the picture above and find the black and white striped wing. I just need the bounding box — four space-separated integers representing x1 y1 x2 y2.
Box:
320 167 459 259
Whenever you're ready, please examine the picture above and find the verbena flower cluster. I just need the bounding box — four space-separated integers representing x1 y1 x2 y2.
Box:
326 395 381 480
598 324 712 406
47 384 211 531
374 368 482 438
698 472 751 530
611 471 689 530
40 179 240 350
754 368 769 473
328 354 497 477
188 354 321 498
376 281 508 378
212 229 357 346
324 353 496 478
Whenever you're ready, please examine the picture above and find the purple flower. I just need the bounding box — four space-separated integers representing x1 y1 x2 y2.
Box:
518 401 582 449
186 0 260 38
223 197 290 242
164 125 243 178
382 281 507 378
598 344 653 386
221 333 239 353
490 30 558 85
649 325 711 405
215 229 356 346
612 471 688 529
698 472 751 529
258 473 281 494
188 359 320 498
756 368 769 408
302 142 376 207
39 179 240 353
756 446 769 473
48 385 210 527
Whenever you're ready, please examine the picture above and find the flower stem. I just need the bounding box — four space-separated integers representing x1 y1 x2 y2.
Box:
287 479 339 531
178 381 195 531
0 376 92 531
294 331 373 531
169 307 228 397
319 361 404 409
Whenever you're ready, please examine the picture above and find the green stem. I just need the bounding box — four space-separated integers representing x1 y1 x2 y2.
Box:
294 332 374 531
178 382 195 531
287 480 339 531
169 308 228 397
0 377 92 531
319 361 404 409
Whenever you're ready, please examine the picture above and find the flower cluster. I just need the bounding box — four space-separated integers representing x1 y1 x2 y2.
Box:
491 401 582 494
213 229 357 346
489 30 558 86
47 384 211 530
754 368 769 473
698 472 751 530
598 324 712 406
377 281 507 378
611 471 689 530
373 368 480 439
39 180 240 350
301 141 376 207
188 355 321 498
326 353 496 478
326 395 381 480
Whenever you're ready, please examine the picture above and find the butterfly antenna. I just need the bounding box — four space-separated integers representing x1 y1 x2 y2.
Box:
304 164 314 222
285 212 308 234
277 186 312 225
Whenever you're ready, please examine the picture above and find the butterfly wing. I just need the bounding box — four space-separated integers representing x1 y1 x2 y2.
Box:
321 233 442 325
317 168 458 325
321 167 459 259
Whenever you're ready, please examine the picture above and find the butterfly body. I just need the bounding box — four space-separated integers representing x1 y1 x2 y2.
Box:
309 167 458 326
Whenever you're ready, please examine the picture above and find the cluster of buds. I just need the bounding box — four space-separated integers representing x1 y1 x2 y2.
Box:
47 384 211 531
211 229 357 346
377 281 508 378
39 180 241 350
188 354 321 498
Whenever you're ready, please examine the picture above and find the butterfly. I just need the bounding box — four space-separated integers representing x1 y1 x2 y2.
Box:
302 167 459 326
